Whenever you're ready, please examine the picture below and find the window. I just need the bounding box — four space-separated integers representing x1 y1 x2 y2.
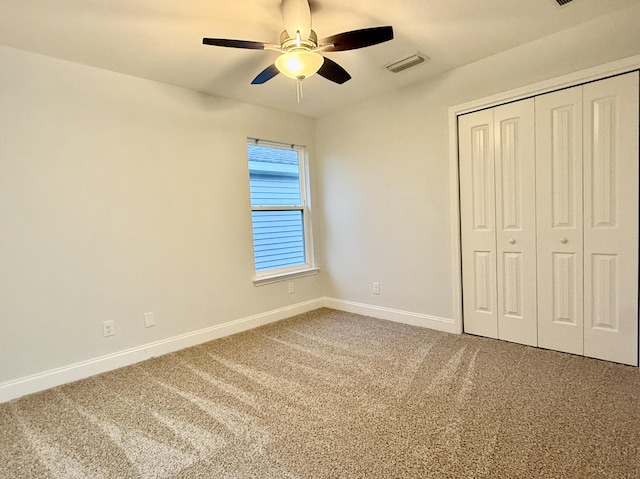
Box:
247 139 316 282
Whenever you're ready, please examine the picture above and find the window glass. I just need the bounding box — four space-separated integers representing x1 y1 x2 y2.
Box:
251 210 305 271
248 141 311 275
248 145 301 206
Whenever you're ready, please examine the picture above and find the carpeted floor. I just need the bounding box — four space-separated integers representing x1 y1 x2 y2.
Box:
1 308 639 478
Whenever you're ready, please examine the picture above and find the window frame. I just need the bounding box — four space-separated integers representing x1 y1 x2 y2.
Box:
248 138 318 285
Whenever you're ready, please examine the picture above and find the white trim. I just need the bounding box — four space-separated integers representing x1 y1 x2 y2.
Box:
452 54 640 115
449 110 464 335
0 297 455 403
323 297 456 333
253 266 320 286
448 54 640 338
248 139 317 278
252 205 302 211
0 298 324 404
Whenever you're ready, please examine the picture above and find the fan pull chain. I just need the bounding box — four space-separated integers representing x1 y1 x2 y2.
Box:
296 77 303 103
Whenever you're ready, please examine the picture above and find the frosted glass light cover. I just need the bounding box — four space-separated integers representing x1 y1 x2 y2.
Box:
275 50 324 80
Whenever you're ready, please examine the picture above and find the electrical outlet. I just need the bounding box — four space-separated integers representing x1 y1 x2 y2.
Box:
288 282 295 294
144 311 155 328
102 320 115 337
372 282 380 295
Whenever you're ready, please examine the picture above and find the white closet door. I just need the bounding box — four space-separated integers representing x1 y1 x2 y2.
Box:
536 87 584 355
459 109 498 339
583 72 639 366
494 99 538 346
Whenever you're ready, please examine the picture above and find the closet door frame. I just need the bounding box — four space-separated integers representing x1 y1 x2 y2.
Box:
448 55 640 367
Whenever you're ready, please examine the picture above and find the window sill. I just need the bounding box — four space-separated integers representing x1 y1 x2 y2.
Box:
253 267 320 286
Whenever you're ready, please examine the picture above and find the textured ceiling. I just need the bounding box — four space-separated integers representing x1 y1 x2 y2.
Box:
1 0 638 117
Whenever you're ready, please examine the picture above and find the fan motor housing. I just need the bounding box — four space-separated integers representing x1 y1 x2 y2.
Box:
280 30 318 51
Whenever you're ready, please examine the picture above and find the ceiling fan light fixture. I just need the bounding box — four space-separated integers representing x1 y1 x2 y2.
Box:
275 49 325 80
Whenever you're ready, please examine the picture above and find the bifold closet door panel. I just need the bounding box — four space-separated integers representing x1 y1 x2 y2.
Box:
535 86 584 356
493 99 538 347
459 109 498 339
583 71 639 366
460 71 639 365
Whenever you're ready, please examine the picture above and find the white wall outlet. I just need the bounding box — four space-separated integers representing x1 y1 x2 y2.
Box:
144 311 155 328
102 320 115 337
288 282 295 294
372 282 380 295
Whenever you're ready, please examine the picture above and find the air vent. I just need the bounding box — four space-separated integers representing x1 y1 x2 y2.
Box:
385 52 429 73
555 0 573 5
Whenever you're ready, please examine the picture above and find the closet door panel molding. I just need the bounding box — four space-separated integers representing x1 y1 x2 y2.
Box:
459 109 499 339
459 70 639 366
583 72 639 366
494 100 537 347
535 86 584 356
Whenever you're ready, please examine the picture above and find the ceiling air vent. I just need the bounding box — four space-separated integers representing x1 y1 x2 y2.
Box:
386 52 429 73
555 0 573 5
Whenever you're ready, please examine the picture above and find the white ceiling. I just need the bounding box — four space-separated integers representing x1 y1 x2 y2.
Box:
1 0 638 118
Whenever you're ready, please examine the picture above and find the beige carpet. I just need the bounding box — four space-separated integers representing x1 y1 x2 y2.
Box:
1 308 639 478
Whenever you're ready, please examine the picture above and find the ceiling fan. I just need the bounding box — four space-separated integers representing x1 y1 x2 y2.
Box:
202 0 393 100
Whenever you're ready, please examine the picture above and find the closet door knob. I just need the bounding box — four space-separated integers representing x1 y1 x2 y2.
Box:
508 238 516 244
560 238 568 244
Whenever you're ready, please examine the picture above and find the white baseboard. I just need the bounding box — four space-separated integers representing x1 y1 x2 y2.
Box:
1 297 456 403
0 298 324 404
323 297 456 334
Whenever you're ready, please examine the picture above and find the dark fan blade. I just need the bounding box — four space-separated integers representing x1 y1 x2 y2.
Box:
251 64 280 85
317 57 351 84
202 38 266 50
320 26 394 52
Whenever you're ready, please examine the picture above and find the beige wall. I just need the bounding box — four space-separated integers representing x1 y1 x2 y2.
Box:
2 3 640 392
0 46 322 384
316 4 640 320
